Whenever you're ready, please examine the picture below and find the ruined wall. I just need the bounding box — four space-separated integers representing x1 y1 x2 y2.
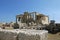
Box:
0 29 48 40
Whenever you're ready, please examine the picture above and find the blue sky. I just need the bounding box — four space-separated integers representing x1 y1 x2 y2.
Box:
0 0 60 23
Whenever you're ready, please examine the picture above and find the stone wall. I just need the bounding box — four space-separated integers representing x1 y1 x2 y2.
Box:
0 29 48 40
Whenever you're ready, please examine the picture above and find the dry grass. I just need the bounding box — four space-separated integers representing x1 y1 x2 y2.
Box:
5 27 13 30
48 32 60 40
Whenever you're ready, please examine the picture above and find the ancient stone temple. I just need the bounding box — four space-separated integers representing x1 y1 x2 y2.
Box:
16 12 49 29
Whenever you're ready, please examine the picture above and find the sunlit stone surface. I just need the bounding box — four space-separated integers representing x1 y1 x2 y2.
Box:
0 29 48 40
18 29 48 40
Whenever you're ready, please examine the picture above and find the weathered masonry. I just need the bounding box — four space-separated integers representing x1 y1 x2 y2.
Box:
0 29 48 40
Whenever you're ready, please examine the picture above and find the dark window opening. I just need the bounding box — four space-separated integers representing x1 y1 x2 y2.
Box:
18 17 20 21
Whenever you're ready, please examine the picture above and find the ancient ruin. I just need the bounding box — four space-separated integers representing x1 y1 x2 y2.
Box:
16 12 49 29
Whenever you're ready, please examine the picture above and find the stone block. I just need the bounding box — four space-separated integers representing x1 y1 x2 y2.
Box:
0 29 48 40
0 29 19 40
18 29 48 40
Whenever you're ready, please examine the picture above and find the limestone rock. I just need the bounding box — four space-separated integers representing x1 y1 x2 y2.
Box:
18 29 48 40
